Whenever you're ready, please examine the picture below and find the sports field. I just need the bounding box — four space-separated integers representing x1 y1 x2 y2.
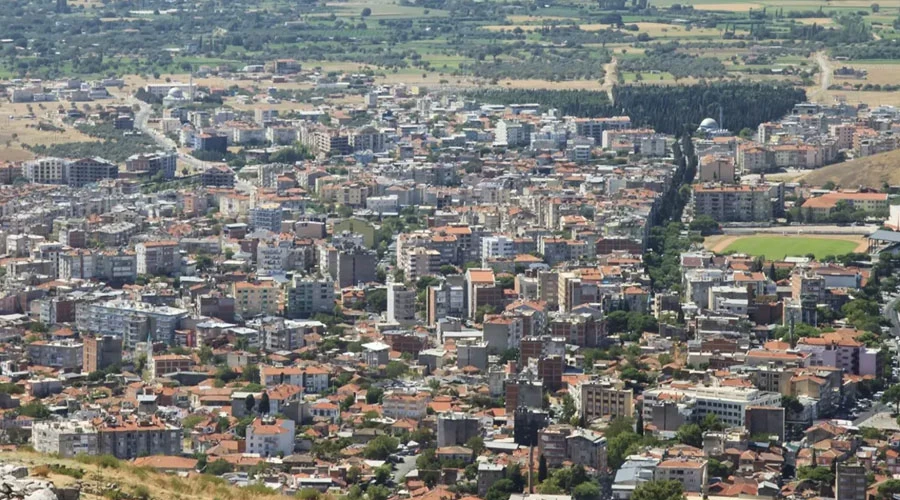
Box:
718 235 861 259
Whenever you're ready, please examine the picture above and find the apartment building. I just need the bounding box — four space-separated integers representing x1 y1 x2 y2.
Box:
26 340 84 370
400 246 441 282
642 384 781 428
136 241 179 276
835 463 867 500
260 365 329 393
427 280 466 326
801 192 888 221
246 417 295 457
494 120 532 147
577 379 635 422
285 275 334 318
568 116 632 143
32 420 99 457
125 151 177 180
691 183 783 222
387 282 417 324
67 157 118 188
82 300 188 348
83 335 123 373
149 354 193 379
250 204 283 233
233 281 280 318
24 157 68 184
655 459 708 495
201 165 236 187
97 415 183 459
383 392 431 420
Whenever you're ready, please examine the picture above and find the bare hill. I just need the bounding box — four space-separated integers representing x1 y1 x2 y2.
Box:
799 149 900 188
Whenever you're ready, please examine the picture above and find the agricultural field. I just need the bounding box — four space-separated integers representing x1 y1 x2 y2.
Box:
707 234 866 259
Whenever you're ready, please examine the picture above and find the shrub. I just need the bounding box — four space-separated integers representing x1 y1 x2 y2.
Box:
132 485 151 500
75 454 121 469
48 464 84 479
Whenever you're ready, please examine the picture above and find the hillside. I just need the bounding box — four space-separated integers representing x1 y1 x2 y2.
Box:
798 149 900 188
0 452 288 500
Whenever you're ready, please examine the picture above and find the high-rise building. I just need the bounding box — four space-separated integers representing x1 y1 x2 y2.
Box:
83 335 123 373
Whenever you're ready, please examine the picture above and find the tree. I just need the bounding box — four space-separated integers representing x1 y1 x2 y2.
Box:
797 466 834 486
374 464 392 485
700 414 725 432
688 215 719 236
605 417 635 439
466 435 485 456
361 7 372 16
245 394 256 414
366 289 388 313
878 479 900 499
366 387 384 404
675 423 702 448
346 466 362 484
708 458 732 478
363 435 399 460
871 2 880 12
198 345 214 364
258 392 270 414
18 402 50 418
631 480 685 500
883 384 900 412
205 459 234 476
538 454 548 482
368 485 389 500
385 361 408 379
560 393 577 422
573 483 601 500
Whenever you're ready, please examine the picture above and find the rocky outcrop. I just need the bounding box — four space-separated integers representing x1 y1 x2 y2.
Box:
0 464 80 500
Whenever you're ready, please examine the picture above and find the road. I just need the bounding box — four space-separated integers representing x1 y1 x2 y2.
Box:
393 455 418 483
119 91 256 192
812 52 833 102
854 402 890 426
601 57 618 104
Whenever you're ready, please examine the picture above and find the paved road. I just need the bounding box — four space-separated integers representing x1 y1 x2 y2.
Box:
854 402 889 426
393 455 418 483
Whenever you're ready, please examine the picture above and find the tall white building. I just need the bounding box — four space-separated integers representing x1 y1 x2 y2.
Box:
494 120 531 147
481 235 515 265
387 282 416 324
641 384 781 428
24 157 69 184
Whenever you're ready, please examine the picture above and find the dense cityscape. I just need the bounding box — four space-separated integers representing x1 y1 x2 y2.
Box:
3 1 900 500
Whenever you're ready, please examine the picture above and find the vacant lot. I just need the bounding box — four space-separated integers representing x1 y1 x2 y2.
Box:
800 148 900 187
0 102 100 162
709 234 864 259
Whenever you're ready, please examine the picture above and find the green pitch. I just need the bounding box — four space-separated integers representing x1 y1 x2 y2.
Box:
723 236 859 260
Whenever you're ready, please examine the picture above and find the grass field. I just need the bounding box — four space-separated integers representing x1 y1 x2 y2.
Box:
718 235 861 259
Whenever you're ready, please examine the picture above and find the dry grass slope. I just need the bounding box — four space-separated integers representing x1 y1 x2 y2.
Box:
0 451 292 500
798 148 900 188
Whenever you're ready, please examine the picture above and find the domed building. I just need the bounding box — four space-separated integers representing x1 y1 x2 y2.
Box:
697 117 720 133
162 86 190 108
